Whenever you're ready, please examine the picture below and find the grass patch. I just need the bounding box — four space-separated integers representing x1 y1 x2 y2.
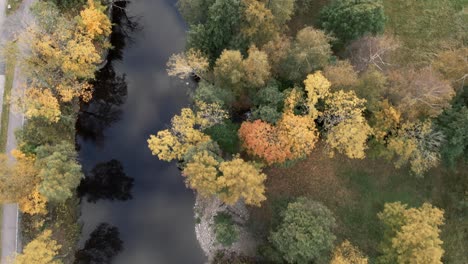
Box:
249 144 467 263
0 51 16 153
6 0 22 15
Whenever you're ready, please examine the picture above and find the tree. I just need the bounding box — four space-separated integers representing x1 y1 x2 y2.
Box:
14 230 62 264
147 108 211 162
263 0 295 25
0 151 39 205
319 0 385 47
78 0 112 40
345 35 400 72
204 120 240 154
217 156 266 206
378 202 444 264
269 198 336 263
167 49 210 81
261 35 291 77
277 113 318 159
331 240 368 264
387 121 444 177
183 151 221 197
35 142 84 202
183 152 266 206
321 90 372 159
323 60 359 91
19 187 48 216
242 46 271 88
239 119 290 164
436 89 468 167
193 81 235 107
353 67 387 112
387 67 455 120
282 27 332 82
21 88 61 123
214 49 245 93
194 100 228 130
241 0 278 46
187 0 244 62
303 71 331 118
433 47 468 85
177 0 216 25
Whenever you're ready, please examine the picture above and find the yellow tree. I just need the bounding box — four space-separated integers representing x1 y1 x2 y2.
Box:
78 0 112 39
331 240 368 264
387 121 443 176
277 113 319 159
0 151 40 206
148 108 211 161
14 230 62 264
217 156 266 206
22 88 61 123
167 49 210 80
378 202 444 264
182 151 220 197
194 100 228 130
304 71 331 118
19 187 48 216
321 90 372 159
214 50 244 93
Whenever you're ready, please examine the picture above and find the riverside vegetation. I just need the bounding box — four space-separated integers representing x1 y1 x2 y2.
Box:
148 0 468 263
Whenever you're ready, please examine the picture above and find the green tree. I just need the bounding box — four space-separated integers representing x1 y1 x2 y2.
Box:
241 0 278 46
269 198 336 263
436 87 468 167
263 0 295 25
177 0 216 24
319 0 385 47
35 142 83 202
282 27 333 82
378 202 445 264
187 0 244 62
204 120 240 154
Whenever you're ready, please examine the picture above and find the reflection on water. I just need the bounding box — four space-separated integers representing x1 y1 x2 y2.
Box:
76 0 206 263
75 223 124 264
78 159 134 203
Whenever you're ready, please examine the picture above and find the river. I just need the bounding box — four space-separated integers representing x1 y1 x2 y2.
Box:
75 0 206 263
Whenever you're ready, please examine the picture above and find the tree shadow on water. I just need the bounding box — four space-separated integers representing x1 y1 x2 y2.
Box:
76 0 141 145
74 223 124 264
78 159 134 203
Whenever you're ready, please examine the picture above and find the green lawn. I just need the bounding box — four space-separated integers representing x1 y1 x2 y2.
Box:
250 144 467 263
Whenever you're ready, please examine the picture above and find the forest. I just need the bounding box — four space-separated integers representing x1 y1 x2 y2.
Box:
147 0 468 263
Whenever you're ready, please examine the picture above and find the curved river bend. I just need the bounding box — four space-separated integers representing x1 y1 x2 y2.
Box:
76 0 206 263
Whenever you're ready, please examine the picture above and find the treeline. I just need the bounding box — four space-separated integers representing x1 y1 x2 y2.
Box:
149 0 467 263
0 0 112 262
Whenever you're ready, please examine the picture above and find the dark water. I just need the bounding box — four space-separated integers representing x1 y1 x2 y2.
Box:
76 0 206 263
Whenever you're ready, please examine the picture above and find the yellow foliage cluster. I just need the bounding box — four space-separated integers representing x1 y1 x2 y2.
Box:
183 152 266 206
303 72 372 159
14 230 62 264
331 240 368 264
194 100 228 129
23 88 61 123
148 108 211 161
19 187 48 216
378 202 445 264
79 0 112 39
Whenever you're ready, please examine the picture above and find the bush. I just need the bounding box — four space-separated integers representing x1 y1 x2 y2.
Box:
213 212 239 246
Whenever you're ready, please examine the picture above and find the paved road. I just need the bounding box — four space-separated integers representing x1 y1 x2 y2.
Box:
0 0 33 262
